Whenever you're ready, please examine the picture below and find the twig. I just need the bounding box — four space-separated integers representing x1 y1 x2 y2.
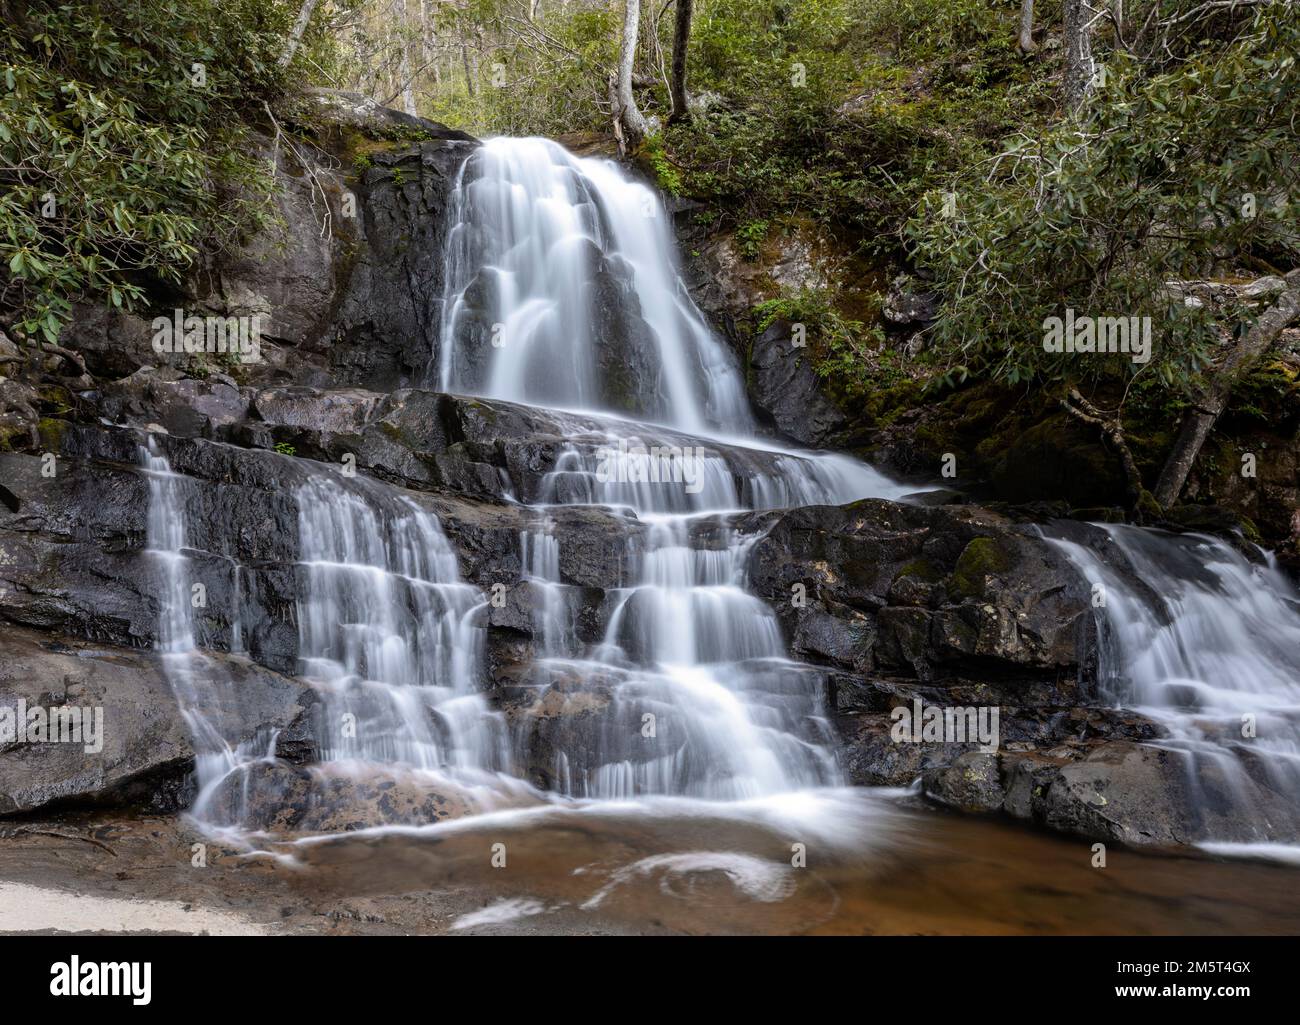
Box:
3 827 118 856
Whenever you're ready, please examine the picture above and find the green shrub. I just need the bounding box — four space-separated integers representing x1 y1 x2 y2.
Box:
0 0 314 343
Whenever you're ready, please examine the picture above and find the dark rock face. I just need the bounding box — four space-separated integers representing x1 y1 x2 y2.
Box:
57 305 160 381
746 500 1091 685
747 320 849 446
584 253 669 420
0 626 313 816
327 140 478 390
47 101 477 402
924 736 1300 846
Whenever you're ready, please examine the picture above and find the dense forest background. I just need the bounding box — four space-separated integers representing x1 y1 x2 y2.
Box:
2 0 1299 526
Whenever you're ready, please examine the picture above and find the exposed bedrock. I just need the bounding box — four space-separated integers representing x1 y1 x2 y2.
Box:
2 403 1274 844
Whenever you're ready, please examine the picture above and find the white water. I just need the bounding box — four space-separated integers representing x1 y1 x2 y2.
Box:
435 136 752 434
433 136 914 803
294 477 508 774
1049 524 1300 843
141 439 274 829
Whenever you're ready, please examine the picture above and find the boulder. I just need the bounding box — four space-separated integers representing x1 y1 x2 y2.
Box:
200 760 472 836
0 625 314 816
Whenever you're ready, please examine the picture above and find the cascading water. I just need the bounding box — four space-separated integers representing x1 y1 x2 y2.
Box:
113 132 1300 928
434 136 752 434
434 136 913 803
141 439 274 829
1049 524 1300 845
136 136 913 850
294 477 508 776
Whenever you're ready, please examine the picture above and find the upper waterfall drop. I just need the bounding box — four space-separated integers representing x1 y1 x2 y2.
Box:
433 136 753 435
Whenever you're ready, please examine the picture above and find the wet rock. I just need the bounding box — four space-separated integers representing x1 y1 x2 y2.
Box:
0 376 41 451
747 320 849 446
749 500 1091 682
100 371 250 439
203 759 472 836
923 751 1004 812
210 137 343 361
502 667 620 791
837 712 981 786
0 626 314 816
1013 740 1300 846
790 605 874 672
586 253 667 420
329 140 478 390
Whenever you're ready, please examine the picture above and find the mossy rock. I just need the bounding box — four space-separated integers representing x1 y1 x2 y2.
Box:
1163 503 1263 544
36 417 68 452
948 536 1014 600
895 557 945 584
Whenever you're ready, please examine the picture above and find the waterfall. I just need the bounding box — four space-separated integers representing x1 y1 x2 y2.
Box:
141 439 272 828
1048 524 1300 843
294 476 508 774
433 136 913 803
128 133 1300 867
137 137 910 838
434 136 753 434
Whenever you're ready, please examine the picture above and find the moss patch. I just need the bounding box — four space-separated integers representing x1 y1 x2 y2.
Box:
948 536 1013 599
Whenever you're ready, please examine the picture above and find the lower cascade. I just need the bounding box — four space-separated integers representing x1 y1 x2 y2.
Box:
1049 524 1300 846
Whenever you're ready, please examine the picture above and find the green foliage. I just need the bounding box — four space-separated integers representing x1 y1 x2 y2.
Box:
907 4 1300 393
0 0 313 343
273 440 296 456
735 218 769 260
421 1 618 136
642 135 682 196
754 285 893 391
665 0 1048 250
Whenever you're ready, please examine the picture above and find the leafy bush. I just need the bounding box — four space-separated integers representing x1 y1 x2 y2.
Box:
907 4 1300 392
755 285 892 391
0 0 306 343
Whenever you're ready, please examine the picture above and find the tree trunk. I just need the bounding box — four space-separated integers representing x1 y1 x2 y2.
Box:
668 0 694 123
1063 0 1095 112
615 0 648 149
460 30 476 98
278 0 320 69
1062 389 1145 509
396 0 417 115
1018 0 1037 53
1153 272 1300 508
